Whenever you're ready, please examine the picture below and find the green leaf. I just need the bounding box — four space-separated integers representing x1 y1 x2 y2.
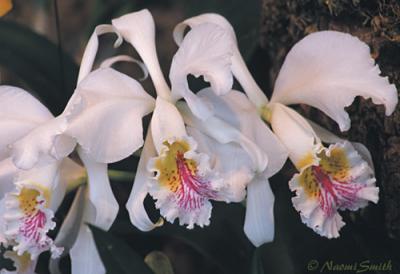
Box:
89 224 154 274
144 251 174 274
0 20 78 115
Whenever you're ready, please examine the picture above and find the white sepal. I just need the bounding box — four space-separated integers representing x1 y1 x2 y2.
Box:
173 14 269 107
112 9 170 99
151 97 187 154
77 149 118 230
271 31 398 131
244 176 275 247
67 68 155 163
126 127 163 231
170 23 234 118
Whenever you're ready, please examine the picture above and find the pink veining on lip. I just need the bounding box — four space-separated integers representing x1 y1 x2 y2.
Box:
312 166 362 217
175 152 217 210
20 210 47 243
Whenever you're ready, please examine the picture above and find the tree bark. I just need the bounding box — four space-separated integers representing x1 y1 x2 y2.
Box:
260 0 400 239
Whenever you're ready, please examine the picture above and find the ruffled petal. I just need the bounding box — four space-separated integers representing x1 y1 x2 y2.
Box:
147 135 224 229
289 141 378 238
169 23 234 118
174 14 269 108
308 120 374 170
77 149 118 230
126 127 163 231
112 9 171 99
3 182 62 259
0 86 53 161
270 31 398 131
244 176 275 247
269 103 319 169
67 68 155 163
198 89 288 177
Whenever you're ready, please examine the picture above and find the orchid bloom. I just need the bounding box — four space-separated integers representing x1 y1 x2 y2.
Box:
174 14 398 239
0 26 142 273
112 10 288 246
63 9 270 233
0 86 87 273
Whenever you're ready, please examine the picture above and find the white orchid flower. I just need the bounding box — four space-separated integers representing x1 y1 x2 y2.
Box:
98 9 270 231
171 17 289 246
0 86 86 273
176 14 398 238
0 26 143 274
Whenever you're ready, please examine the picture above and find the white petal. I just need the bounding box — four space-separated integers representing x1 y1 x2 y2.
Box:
174 14 269 108
126 127 163 231
270 31 398 131
15 160 61 198
11 116 74 170
67 68 155 163
187 126 253 202
70 216 105 274
170 23 234 118
77 24 123 83
177 101 268 172
151 97 187 154
49 186 86 274
78 148 118 230
112 9 171 99
50 158 85 212
244 176 275 247
0 158 17 199
0 86 53 161
270 103 319 168
198 89 287 177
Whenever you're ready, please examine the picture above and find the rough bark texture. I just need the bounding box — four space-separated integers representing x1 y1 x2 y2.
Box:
260 0 400 239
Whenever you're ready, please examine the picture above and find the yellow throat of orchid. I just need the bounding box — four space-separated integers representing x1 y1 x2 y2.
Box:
154 140 197 193
18 186 50 215
298 146 350 199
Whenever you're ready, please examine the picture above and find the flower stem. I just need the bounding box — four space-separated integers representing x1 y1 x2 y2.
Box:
108 169 136 182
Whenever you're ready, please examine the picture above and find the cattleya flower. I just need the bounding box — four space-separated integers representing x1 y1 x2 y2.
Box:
0 26 136 274
0 86 86 273
61 9 275 238
175 14 398 238
112 10 288 246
